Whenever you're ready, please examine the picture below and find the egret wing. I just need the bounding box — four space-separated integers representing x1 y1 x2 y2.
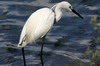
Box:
18 8 55 47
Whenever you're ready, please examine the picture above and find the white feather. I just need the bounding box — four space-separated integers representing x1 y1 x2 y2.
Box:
18 8 54 47
17 1 82 47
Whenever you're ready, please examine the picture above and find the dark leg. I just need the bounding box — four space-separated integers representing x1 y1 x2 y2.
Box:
40 37 45 66
22 48 26 66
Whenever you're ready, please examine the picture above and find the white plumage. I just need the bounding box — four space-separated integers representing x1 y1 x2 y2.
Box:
17 1 83 47
18 8 54 47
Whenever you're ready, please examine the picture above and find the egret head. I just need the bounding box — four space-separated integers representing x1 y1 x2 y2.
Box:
58 1 83 19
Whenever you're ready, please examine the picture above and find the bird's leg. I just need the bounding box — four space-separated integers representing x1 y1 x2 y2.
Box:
40 36 45 66
22 48 26 66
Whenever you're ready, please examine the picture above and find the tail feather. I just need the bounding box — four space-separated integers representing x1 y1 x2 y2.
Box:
17 44 27 48
17 40 27 48
18 35 27 48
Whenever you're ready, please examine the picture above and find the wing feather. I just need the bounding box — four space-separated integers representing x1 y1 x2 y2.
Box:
18 8 55 47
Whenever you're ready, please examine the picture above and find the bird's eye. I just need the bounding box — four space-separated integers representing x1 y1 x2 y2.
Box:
69 6 72 9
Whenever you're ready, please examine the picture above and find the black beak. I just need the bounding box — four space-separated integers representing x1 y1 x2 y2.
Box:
71 8 83 19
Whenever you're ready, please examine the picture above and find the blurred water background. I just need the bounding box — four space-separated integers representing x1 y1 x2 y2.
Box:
0 0 100 66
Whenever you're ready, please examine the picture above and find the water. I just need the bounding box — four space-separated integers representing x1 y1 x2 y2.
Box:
0 0 100 66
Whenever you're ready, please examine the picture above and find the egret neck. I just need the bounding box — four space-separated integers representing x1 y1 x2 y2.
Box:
55 4 62 22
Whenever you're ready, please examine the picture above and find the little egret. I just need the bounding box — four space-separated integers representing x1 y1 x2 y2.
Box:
17 1 83 66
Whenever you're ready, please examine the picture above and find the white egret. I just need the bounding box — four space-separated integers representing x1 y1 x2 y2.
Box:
17 1 83 66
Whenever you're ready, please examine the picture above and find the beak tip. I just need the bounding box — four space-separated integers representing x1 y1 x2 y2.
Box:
71 8 84 19
81 17 84 19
